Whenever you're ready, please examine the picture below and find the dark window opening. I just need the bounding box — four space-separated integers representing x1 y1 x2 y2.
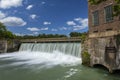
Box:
92 11 99 26
106 28 112 31
93 30 98 33
104 5 113 22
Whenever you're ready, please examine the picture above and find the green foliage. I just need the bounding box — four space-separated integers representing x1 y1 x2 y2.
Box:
82 51 90 66
16 32 87 40
80 34 87 43
113 4 120 16
114 0 120 16
115 0 120 3
89 0 96 5
89 0 107 5
38 34 67 38
115 35 120 47
3 31 16 39
69 32 87 37
0 22 7 38
69 32 87 42
0 22 7 32
0 22 15 39
16 34 67 39
69 32 82 37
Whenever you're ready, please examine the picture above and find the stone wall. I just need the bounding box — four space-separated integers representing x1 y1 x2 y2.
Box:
0 40 7 53
7 40 21 52
0 40 21 53
86 36 120 72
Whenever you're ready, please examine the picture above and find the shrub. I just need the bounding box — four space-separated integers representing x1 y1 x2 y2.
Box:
82 51 90 66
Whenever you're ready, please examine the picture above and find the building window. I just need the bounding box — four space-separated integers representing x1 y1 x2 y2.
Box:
104 5 113 22
92 11 99 26
93 30 98 33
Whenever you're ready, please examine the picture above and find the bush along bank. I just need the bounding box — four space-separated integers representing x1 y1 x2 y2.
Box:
81 51 90 66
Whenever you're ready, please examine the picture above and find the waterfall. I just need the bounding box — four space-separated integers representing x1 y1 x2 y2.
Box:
19 42 81 57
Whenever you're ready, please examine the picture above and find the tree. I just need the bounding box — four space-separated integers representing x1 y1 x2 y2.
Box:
0 22 7 38
3 31 16 39
69 32 82 37
38 33 67 38
0 22 15 39
89 0 107 5
114 0 120 16
0 22 7 32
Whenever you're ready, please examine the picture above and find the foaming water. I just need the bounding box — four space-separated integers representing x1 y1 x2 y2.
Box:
0 51 81 68
0 52 120 80
19 43 81 57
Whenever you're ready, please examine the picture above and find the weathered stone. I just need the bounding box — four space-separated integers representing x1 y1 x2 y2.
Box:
0 40 21 53
0 40 7 53
88 0 120 73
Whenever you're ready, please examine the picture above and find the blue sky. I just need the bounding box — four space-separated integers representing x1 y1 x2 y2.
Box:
0 0 88 36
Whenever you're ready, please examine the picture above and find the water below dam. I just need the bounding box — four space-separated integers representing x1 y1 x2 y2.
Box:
0 42 120 80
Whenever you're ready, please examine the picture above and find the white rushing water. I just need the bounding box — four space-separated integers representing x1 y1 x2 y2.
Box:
19 43 81 57
0 42 81 68
0 51 81 68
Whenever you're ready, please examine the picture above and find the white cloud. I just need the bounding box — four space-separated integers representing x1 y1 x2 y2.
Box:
30 14 37 19
67 18 88 31
74 18 88 26
51 29 58 31
66 21 76 26
27 27 40 32
59 27 67 30
33 32 39 35
26 5 33 10
74 18 82 21
14 33 25 36
15 32 39 36
40 27 48 30
80 18 88 28
43 21 51 25
73 18 88 30
41 2 46 5
0 17 26 26
0 11 6 19
73 25 83 31
27 27 48 32
0 0 23 9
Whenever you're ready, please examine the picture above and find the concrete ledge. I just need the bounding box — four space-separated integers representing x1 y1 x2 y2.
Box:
89 31 120 38
20 37 81 43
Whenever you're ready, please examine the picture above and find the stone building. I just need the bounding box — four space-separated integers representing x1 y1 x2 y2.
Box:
89 0 120 37
88 0 120 72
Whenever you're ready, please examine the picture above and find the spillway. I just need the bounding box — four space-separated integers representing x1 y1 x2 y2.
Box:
19 42 81 57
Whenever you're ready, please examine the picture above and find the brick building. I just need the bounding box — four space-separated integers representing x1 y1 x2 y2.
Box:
87 0 120 72
89 0 120 38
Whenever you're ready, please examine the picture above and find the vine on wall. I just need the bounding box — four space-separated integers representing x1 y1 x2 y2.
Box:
89 0 107 5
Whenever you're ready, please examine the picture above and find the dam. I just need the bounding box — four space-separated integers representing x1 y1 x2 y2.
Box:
19 37 82 57
19 42 81 57
0 39 120 80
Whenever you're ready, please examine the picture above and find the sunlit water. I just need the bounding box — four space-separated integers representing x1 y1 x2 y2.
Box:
0 51 120 80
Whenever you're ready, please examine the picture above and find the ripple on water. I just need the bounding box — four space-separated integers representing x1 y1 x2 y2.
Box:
64 68 78 78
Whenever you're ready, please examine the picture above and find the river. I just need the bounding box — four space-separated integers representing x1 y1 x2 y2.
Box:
0 51 120 80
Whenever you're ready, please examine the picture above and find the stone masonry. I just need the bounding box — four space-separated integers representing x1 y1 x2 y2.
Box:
88 0 120 72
